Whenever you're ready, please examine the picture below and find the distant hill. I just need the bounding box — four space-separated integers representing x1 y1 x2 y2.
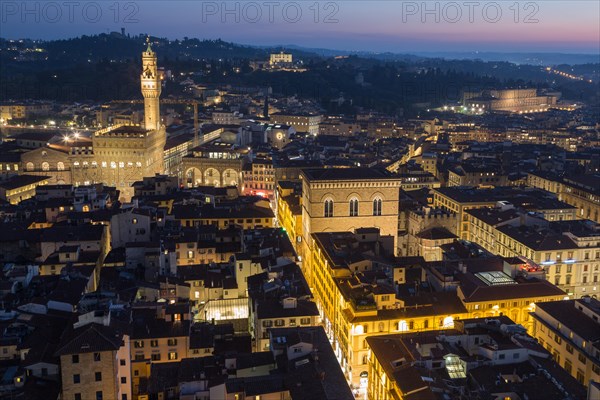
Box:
0 34 322 70
411 51 600 66
256 44 598 65
0 34 597 109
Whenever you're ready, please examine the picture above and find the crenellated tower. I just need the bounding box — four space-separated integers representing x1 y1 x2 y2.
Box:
70 37 167 202
141 37 161 131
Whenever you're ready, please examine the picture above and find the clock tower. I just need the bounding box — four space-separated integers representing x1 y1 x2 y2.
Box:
141 37 161 131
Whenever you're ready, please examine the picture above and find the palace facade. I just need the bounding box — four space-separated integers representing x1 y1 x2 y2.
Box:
20 39 166 201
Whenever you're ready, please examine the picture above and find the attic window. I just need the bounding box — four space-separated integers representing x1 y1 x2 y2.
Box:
391 358 406 368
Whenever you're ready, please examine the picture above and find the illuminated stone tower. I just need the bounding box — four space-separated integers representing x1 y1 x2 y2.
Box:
68 37 166 202
141 37 161 131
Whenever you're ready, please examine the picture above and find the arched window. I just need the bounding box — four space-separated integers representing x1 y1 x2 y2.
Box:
324 199 334 218
398 320 409 332
349 198 359 217
41 162 50 171
442 316 454 328
26 162 34 171
57 162 65 171
373 197 382 216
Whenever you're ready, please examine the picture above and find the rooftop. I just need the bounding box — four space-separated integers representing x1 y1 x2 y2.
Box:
301 167 396 181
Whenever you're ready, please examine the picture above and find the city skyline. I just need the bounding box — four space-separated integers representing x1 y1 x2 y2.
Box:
0 3 599 399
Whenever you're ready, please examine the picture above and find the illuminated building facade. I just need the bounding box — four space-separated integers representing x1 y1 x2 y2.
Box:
309 229 468 393
276 181 303 250
300 167 402 271
19 40 166 201
531 298 600 387
270 112 322 136
462 88 558 113
367 316 587 400
269 52 293 66
182 141 249 189
242 157 275 198
465 207 600 298
527 172 600 223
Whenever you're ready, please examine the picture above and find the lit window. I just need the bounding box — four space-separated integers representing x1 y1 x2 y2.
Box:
442 316 454 328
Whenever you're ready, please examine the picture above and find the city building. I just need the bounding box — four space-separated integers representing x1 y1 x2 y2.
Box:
266 124 294 149
15 40 166 201
269 51 293 66
0 101 52 121
433 187 577 239
367 316 587 400
309 228 469 393
163 132 194 177
276 180 303 249
528 172 600 223
301 167 403 263
247 262 319 352
465 206 600 297
270 112 322 136
129 303 191 398
55 311 131 400
531 297 600 387
0 174 49 204
448 162 508 187
242 157 275 198
182 141 249 189
462 88 558 113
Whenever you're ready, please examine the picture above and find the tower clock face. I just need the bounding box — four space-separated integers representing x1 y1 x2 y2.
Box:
276 132 283 140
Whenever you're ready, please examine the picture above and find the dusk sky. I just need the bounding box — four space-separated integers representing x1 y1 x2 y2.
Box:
2 1 599 53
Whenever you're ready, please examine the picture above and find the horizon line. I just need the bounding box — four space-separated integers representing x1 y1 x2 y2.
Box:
2 33 599 58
